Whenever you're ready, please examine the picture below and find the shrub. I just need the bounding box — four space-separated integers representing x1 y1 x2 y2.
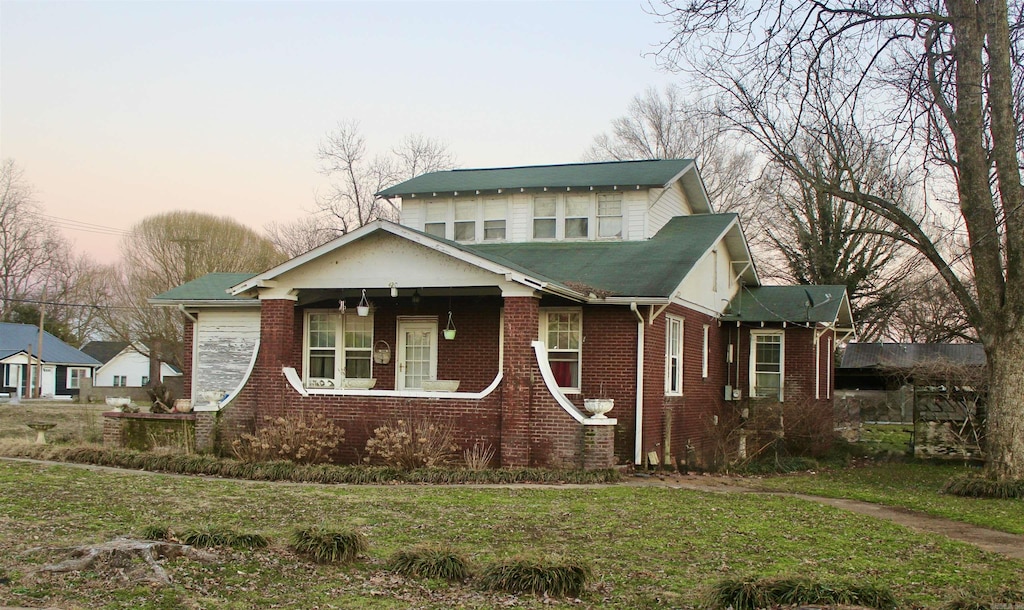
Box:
232 413 343 464
463 441 495 470
364 417 458 469
703 576 897 610
942 587 1024 609
479 556 591 597
942 475 1024 499
389 545 470 581
291 526 367 564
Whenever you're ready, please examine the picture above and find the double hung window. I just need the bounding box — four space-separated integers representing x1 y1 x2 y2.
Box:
424 201 447 238
113 375 127 387
305 311 374 387
540 309 582 393
483 197 507 240
665 316 683 395
597 193 623 238
533 196 557 239
453 199 477 242
67 367 88 389
750 331 784 400
564 195 589 238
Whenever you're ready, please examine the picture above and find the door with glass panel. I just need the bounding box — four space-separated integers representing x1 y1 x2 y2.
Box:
397 319 437 390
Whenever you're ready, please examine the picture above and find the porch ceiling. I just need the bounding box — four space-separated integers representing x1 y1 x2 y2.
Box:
295 286 502 306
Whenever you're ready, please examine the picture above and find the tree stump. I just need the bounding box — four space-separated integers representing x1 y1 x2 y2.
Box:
37 537 217 586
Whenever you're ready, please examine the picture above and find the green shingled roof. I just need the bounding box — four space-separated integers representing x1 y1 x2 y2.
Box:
725 285 849 323
378 159 694 197
460 214 738 298
150 272 258 303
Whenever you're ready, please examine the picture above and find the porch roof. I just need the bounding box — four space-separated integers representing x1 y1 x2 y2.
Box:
723 285 852 325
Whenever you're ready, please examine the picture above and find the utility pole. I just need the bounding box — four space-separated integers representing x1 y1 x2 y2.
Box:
35 284 46 398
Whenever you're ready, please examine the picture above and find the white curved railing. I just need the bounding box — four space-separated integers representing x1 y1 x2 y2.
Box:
194 338 260 412
531 341 616 426
282 367 503 400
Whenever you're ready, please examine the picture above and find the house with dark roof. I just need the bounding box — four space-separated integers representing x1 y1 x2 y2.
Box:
0 323 101 398
151 159 854 468
80 341 182 388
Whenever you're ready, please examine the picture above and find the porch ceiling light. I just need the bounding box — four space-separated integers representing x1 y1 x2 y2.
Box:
411 289 421 304
389 282 398 298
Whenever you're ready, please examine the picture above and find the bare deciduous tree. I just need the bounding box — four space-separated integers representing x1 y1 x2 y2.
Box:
265 214 340 258
584 85 757 216
316 121 456 234
102 211 286 368
652 0 1024 480
0 159 68 320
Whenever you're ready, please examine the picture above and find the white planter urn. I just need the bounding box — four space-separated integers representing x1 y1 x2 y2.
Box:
583 398 614 419
105 396 131 410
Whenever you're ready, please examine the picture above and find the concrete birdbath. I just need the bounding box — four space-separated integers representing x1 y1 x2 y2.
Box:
27 422 57 444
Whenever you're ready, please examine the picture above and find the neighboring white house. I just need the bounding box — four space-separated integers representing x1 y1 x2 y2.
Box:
80 342 181 387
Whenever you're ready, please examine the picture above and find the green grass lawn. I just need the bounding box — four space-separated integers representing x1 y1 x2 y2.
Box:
0 401 106 444
747 462 1024 535
1 461 1022 609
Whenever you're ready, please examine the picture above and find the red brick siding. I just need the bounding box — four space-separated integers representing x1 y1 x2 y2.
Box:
501 296 538 466
577 306 637 462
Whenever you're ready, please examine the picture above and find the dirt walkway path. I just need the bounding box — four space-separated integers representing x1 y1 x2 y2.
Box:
5 458 1023 560
633 473 1024 560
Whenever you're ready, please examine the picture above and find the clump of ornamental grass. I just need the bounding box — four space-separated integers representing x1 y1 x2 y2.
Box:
942 474 1024 499
181 526 268 550
942 586 1024 609
139 524 171 541
703 575 897 610
291 526 367 564
388 545 470 581
479 555 591 598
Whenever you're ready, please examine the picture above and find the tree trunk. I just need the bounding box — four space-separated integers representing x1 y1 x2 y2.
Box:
984 326 1024 480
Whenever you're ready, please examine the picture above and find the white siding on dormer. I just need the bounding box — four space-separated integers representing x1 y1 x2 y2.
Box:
675 238 739 314
649 183 691 237
625 190 648 240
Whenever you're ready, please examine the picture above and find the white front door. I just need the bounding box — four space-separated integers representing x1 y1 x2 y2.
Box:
397 319 437 390
42 365 56 397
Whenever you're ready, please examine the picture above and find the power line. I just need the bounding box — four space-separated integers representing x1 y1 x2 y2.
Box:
3 296 137 311
40 214 129 236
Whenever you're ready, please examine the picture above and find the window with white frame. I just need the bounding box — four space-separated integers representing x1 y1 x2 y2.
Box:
564 195 589 238
701 324 710 379
453 198 477 242
3 364 20 388
750 331 784 400
540 309 582 392
113 375 127 387
67 367 89 389
304 310 374 387
597 193 623 238
141 375 150 386
665 316 683 395
533 195 557 239
424 201 447 239
483 196 507 240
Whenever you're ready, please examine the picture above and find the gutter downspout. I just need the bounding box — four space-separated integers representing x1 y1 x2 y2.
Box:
631 302 645 465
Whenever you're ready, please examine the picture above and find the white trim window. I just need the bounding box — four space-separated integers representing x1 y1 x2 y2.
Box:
597 193 623 238
533 195 557 239
540 308 582 393
303 310 374 388
483 196 507 241
67 367 89 389
453 198 477 242
113 375 127 387
564 195 590 238
701 324 710 379
665 316 683 395
424 200 447 239
750 331 784 400
3 363 21 388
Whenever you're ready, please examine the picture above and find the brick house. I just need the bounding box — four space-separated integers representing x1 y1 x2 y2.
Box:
151 159 854 469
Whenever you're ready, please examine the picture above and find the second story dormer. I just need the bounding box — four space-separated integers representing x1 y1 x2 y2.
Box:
378 159 714 244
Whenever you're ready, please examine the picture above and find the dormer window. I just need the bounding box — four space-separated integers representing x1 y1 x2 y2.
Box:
424 201 447 238
533 195 557 239
565 195 589 238
483 197 507 240
454 198 477 242
597 193 623 238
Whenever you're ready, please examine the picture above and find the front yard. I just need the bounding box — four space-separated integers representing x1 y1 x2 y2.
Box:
1 460 1022 609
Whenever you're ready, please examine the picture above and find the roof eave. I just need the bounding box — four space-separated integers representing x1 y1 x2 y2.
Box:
149 299 260 308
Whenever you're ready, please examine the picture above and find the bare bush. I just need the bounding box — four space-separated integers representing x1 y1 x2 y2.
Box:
232 413 343 464
364 417 458 470
462 441 495 470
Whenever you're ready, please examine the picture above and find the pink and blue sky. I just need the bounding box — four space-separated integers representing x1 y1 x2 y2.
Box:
1 1 681 262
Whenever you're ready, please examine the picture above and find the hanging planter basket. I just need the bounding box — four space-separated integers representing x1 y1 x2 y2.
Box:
373 340 391 365
443 311 457 340
356 289 370 317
